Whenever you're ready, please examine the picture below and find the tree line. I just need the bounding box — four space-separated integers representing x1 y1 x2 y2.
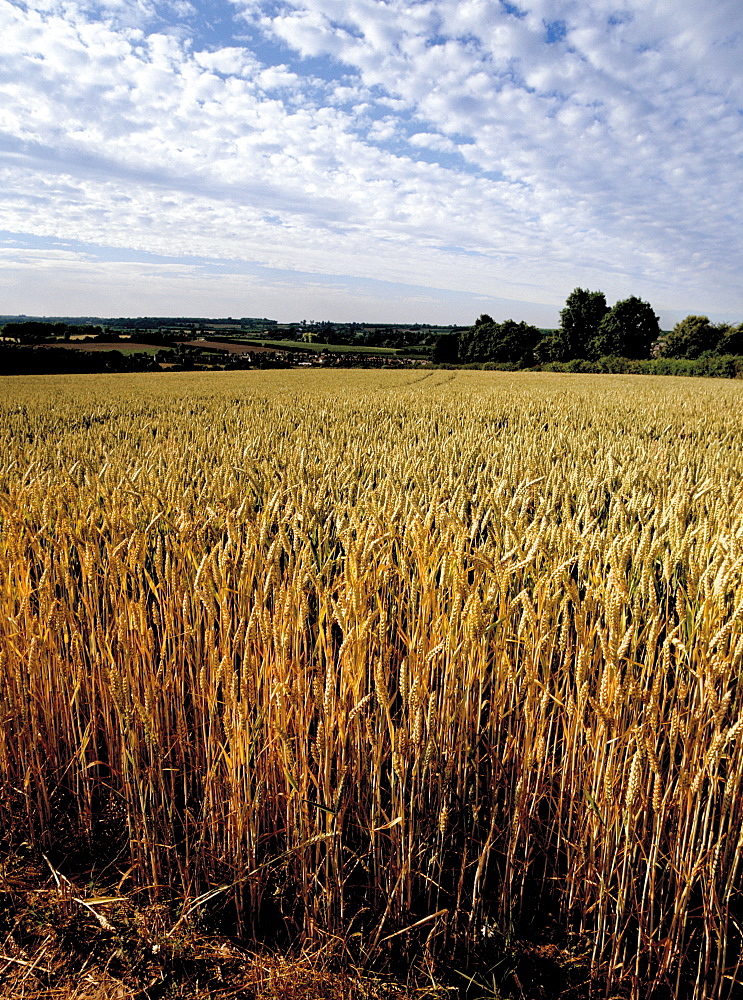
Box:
435 289 743 367
2 321 105 342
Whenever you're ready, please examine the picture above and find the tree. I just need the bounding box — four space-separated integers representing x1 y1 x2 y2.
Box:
661 316 723 359
533 333 559 364
432 333 459 363
589 296 659 359
717 322 743 356
3 321 67 343
555 288 608 360
458 315 541 367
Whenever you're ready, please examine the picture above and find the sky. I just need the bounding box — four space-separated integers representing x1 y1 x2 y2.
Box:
0 0 742 327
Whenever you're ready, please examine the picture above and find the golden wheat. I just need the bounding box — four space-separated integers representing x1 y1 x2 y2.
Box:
2 369 743 997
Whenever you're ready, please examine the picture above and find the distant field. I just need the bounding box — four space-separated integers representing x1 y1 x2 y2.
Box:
47 341 161 354
2 370 743 999
48 336 422 357
242 337 403 354
183 338 279 354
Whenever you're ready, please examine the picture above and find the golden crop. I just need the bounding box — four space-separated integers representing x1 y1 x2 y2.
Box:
2 369 743 998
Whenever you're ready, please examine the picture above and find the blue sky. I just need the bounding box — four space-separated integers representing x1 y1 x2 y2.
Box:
1 0 742 326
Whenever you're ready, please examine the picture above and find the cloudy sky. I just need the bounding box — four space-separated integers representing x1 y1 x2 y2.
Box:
1 0 741 325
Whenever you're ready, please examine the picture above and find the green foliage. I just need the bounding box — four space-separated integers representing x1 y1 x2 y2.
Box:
717 322 743 356
533 333 559 364
458 315 541 367
536 354 743 378
589 296 660 359
431 333 459 363
3 321 63 343
0 345 158 375
555 288 608 360
662 315 725 359
2 321 108 344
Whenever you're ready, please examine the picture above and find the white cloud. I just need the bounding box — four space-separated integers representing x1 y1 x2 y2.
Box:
0 244 571 325
0 0 742 323
408 132 458 154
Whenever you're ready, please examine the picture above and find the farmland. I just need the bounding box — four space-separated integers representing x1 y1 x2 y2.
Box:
2 370 743 998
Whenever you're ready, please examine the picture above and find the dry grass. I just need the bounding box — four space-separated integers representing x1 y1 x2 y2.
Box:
2 369 743 999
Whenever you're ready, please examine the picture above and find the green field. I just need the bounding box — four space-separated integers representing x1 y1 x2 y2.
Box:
240 337 406 354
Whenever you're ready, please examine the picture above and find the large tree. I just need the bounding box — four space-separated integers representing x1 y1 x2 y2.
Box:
458 315 541 367
717 322 743 356
533 333 559 363
662 315 723 359
589 296 660 359
555 288 608 360
432 332 459 363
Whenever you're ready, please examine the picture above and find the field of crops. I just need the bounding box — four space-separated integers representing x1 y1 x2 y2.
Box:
2 369 743 998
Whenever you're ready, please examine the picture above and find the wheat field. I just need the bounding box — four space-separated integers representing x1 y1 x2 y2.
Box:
2 369 743 998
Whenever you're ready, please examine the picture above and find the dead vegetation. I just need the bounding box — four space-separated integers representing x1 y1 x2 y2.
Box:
0 846 456 1000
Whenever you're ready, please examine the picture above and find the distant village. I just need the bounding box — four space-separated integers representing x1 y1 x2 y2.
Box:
0 316 458 375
